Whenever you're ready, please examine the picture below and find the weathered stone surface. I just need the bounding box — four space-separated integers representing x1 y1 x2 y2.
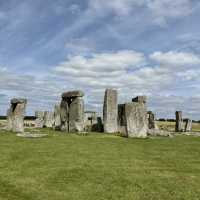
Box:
7 108 13 131
175 111 183 132
103 89 118 133
147 129 172 137
7 98 27 132
185 119 192 132
124 102 148 138
43 111 54 128
60 90 85 132
60 100 69 131
84 111 97 131
69 97 84 132
35 111 45 128
147 111 159 130
53 104 61 130
132 96 147 104
62 90 84 98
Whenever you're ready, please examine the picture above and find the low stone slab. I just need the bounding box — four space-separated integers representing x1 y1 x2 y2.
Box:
16 133 48 138
62 90 84 98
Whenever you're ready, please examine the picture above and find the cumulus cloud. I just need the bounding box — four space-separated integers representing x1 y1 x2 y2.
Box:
150 51 200 67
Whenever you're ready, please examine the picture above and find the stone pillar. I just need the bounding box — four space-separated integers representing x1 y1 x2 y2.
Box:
185 119 192 132
103 89 118 133
117 96 148 138
35 111 45 128
7 98 27 133
84 111 98 132
61 90 84 133
69 97 84 132
124 102 148 138
175 111 183 132
53 104 61 130
147 111 156 129
43 111 54 128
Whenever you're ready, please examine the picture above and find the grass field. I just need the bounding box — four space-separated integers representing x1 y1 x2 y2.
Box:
0 128 200 200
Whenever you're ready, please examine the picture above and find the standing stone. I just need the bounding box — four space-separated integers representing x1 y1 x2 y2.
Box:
132 96 147 104
60 99 69 131
124 102 148 138
35 111 45 128
147 111 158 129
61 90 84 132
69 97 84 132
7 98 27 133
118 104 126 135
103 89 118 133
185 119 192 132
118 96 148 138
175 111 183 132
53 104 61 130
84 111 97 131
43 111 54 128
7 108 13 131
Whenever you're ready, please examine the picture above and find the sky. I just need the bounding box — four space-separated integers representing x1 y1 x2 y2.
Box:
0 0 200 119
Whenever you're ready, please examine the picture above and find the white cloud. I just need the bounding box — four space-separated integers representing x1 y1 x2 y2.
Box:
150 51 200 67
54 50 145 77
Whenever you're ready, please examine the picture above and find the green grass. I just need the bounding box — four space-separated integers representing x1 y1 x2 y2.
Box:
0 129 200 200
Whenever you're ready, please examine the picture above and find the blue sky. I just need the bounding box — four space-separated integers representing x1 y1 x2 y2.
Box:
0 0 200 119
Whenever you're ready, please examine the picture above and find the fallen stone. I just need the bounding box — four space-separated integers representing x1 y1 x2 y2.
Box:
16 133 48 138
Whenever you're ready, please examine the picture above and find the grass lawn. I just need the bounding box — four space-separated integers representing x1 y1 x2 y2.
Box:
0 129 200 200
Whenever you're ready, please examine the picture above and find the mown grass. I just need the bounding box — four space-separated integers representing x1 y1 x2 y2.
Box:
0 129 200 200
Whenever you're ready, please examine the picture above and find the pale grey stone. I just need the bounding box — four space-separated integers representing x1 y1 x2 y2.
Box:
185 119 192 132
60 99 69 131
60 90 85 132
7 108 13 131
43 111 54 128
124 102 148 138
7 98 27 132
53 104 61 130
103 89 118 133
84 111 97 132
69 97 84 132
35 111 45 128
175 111 183 132
132 96 147 104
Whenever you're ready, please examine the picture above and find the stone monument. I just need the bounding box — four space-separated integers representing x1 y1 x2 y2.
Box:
103 89 118 133
7 98 27 132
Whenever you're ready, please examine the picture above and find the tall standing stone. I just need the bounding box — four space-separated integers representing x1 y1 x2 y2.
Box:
7 98 27 133
175 111 183 132
35 111 45 128
118 96 148 138
53 104 61 130
124 102 148 138
43 111 54 128
103 89 118 133
61 90 84 132
185 119 192 132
